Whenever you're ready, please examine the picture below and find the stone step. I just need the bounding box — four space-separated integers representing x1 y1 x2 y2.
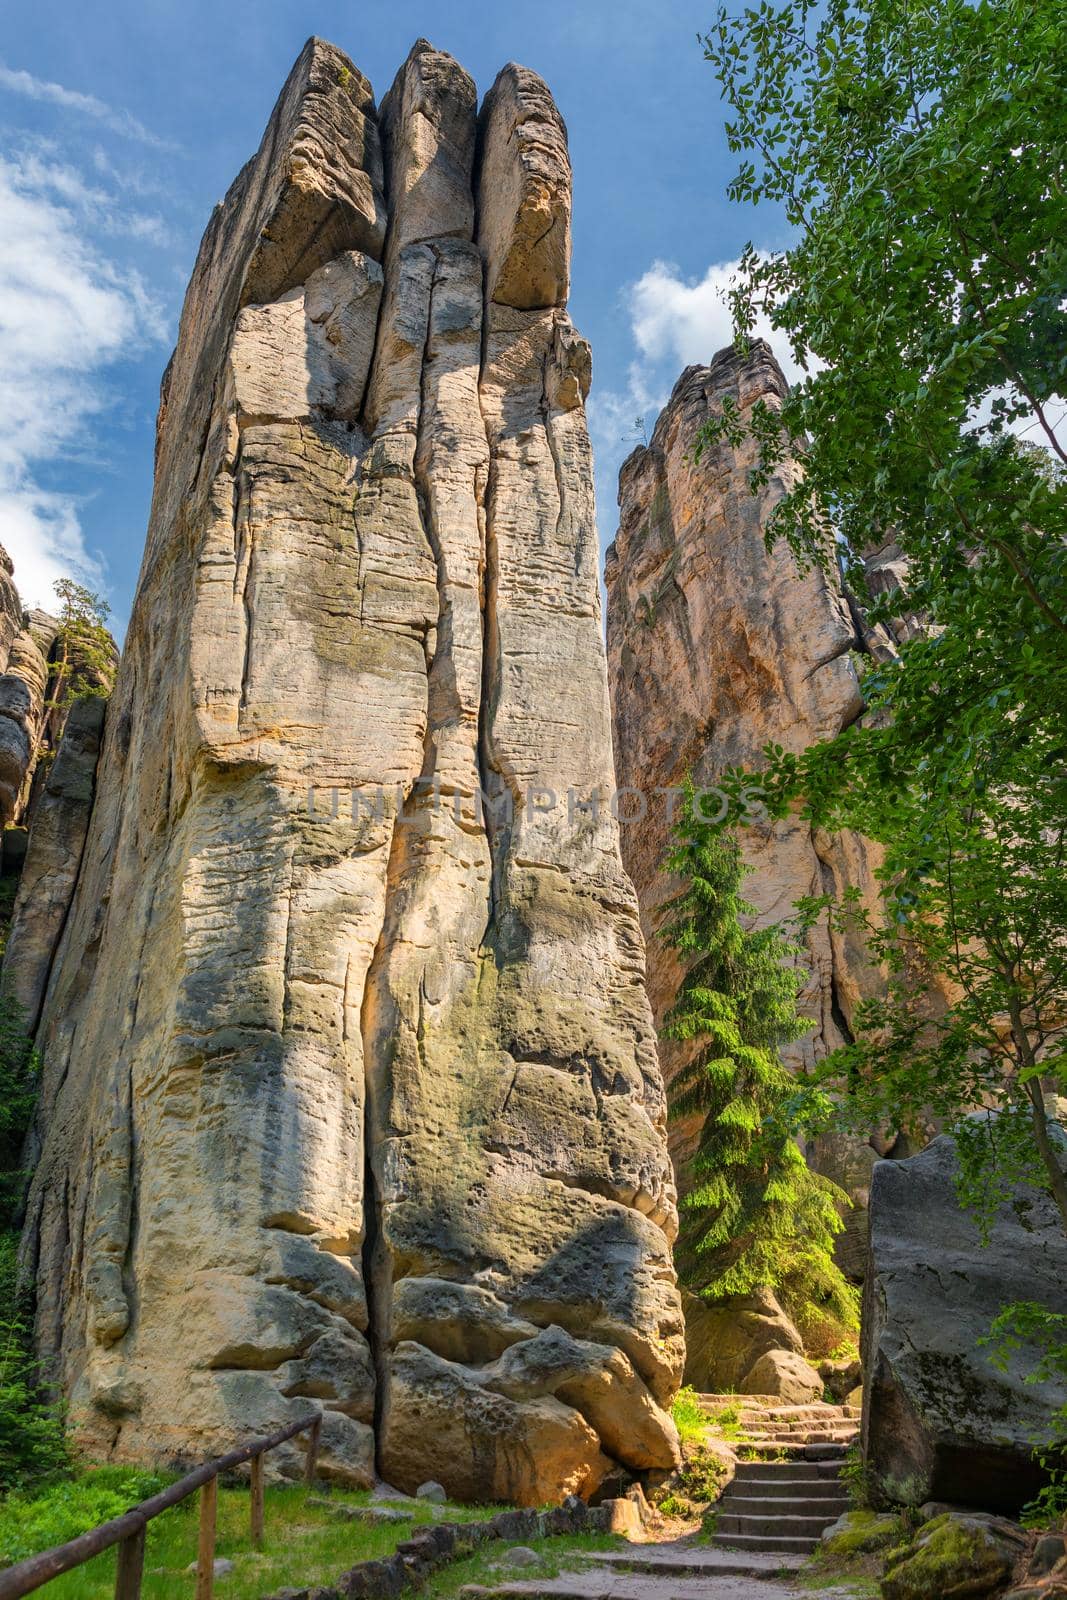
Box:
720 1494 850 1518
701 1395 859 1419
739 1440 857 1452
717 1510 841 1538
716 1531 822 1555
742 1480 842 1497
728 1480 847 1504
735 1420 851 1433
733 1460 843 1484
737 1440 850 1462
575 1548 805 1578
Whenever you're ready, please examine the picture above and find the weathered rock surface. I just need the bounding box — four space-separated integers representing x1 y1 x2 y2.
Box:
742 1348 824 1405
21 36 681 1501
604 344 898 1257
681 1287 803 1393
0 610 59 829
2 695 107 1032
0 545 116 856
863 1130 1067 1516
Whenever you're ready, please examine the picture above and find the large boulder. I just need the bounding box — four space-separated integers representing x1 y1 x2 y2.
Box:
880 1512 1025 1600
743 1348 824 1403
681 1287 804 1392
864 1131 1067 1515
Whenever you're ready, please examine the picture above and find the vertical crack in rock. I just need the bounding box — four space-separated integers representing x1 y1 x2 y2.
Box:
18 37 682 1505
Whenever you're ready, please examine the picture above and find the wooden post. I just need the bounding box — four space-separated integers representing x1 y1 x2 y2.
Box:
113 1524 145 1600
250 1453 265 1548
195 1476 218 1600
304 1416 322 1484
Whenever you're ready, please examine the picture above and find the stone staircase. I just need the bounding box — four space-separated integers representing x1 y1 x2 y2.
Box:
701 1395 858 1555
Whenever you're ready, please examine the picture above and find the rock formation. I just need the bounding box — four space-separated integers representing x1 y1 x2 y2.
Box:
0 608 60 833
863 1129 1067 1518
604 344 893 1279
0 545 115 846
2 694 107 1031
681 1287 805 1393
20 37 682 1502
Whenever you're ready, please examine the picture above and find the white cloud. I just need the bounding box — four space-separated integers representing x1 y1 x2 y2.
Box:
0 61 174 149
0 152 165 610
629 258 809 387
589 257 820 556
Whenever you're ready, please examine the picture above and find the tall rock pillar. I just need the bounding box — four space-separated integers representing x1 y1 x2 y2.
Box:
605 345 887 1274
21 39 682 1501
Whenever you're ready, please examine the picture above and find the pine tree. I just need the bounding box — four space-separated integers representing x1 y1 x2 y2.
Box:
49 580 114 711
662 800 856 1335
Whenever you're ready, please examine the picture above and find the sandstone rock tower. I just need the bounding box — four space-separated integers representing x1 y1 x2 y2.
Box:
21 39 682 1501
605 345 887 1274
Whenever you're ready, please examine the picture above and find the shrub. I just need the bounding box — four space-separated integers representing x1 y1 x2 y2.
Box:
0 1234 68 1492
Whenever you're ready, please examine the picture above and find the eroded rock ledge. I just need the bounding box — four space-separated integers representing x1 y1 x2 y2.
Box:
20 38 682 1504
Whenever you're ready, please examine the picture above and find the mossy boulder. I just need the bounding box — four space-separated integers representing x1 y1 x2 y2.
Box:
821 1509 906 1558
881 1512 1024 1600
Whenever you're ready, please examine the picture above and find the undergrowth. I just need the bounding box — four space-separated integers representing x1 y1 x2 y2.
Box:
670 1385 710 1444
0 1481 500 1599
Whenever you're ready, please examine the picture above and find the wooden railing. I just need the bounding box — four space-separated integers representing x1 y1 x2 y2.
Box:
0 1413 322 1600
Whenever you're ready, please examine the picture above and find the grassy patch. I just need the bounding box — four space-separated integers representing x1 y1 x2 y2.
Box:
797 1565 880 1598
420 1530 626 1599
670 1385 710 1444
0 1474 496 1600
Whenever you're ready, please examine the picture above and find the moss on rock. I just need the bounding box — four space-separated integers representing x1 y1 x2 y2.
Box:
880 1513 1020 1600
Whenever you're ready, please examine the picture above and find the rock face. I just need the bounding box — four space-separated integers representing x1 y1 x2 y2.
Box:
863 1131 1067 1516
0 609 60 830
20 38 682 1501
2 695 107 1032
0 545 116 847
604 345 893 1264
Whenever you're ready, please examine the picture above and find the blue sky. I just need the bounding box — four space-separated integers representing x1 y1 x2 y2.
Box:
0 0 794 635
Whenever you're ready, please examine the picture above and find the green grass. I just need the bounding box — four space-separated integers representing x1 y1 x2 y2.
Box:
420 1530 626 1598
670 1385 711 1444
0 1471 497 1600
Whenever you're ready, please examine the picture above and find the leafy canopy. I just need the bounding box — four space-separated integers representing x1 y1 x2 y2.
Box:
700 0 1067 1231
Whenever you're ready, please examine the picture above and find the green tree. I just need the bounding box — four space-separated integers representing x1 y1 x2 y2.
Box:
662 803 856 1338
0 1007 66 1490
699 0 1067 1228
49 580 114 711
699 0 1066 1517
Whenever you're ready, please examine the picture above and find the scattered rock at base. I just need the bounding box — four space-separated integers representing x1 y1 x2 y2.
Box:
880 1512 1026 1600
308 1496 413 1523
742 1347 824 1403
186 1557 235 1578
1030 1535 1067 1577
681 1287 804 1392
501 1547 541 1567
416 1481 448 1503
820 1509 905 1557
864 1128 1067 1515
